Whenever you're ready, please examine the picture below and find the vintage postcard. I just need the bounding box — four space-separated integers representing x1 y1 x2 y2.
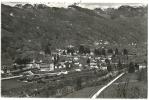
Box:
1 0 148 98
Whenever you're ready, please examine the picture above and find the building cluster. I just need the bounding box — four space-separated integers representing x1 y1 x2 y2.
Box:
1 44 146 76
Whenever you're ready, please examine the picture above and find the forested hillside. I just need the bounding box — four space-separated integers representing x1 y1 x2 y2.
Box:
1 4 147 65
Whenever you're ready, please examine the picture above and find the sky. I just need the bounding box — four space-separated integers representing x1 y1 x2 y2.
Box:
1 0 148 9
1 0 148 3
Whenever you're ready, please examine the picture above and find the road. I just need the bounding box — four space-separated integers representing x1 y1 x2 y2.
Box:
91 73 124 98
1 75 23 80
65 72 125 98
1 71 61 80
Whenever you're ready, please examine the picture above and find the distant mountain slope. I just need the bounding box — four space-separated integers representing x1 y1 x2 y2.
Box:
1 4 147 65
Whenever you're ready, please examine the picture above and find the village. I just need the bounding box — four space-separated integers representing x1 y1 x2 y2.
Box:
1 39 146 80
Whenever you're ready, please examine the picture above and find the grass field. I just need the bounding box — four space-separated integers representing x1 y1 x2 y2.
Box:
98 69 147 98
65 85 103 98
1 78 28 90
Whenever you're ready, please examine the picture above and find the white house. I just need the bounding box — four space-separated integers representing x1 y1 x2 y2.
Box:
49 63 54 71
100 66 107 70
139 65 146 70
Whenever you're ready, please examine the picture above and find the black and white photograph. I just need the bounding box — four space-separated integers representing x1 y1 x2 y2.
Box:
1 0 148 98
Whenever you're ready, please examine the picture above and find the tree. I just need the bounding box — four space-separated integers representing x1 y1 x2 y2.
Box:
115 48 119 55
128 62 135 73
79 45 85 54
84 47 90 54
3 66 7 73
107 49 113 54
135 63 139 70
107 65 112 72
44 46 51 55
65 62 70 70
102 48 106 56
123 49 128 55
97 60 100 68
118 59 122 70
67 47 75 55
94 49 101 56
44 43 51 55
86 58 90 64
105 59 110 64
63 50 66 55
14 57 32 65
56 54 60 62
79 45 90 54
